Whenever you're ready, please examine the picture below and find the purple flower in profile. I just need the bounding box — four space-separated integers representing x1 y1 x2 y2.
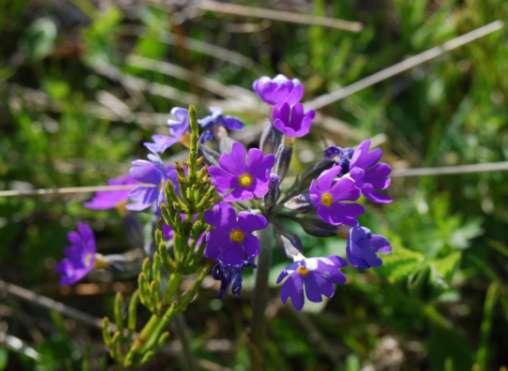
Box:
349 139 392 204
252 74 304 105
204 203 268 267
56 223 96 285
144 107 189 154
84 173 137 210
198 107 245 142
127 156 178 212
347 225 391 269
324 145 354 174
208 142 275 201
272 102 315 138
211 260 255 298
277 256 347 310
309 166 364 226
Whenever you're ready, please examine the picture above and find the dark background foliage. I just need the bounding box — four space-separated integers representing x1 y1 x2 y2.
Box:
0 0 507 370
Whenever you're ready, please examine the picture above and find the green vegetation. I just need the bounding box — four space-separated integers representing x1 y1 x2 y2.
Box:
0 0 507 369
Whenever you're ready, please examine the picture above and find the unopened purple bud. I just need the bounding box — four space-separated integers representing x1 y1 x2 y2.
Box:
272 102 315 138
252 74 304 106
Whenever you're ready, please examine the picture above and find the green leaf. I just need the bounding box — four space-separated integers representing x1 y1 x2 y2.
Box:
0 348 8 370
83 6 122 64
379 239 425 283
450 220 483 250
431 251 461 282
20 17 57 61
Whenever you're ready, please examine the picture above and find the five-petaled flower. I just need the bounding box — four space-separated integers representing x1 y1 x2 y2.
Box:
272 102 315 138
349 139 392 204
198 106 245 143
127 155 178 212
56 223 96 285
252 74 304 106
347 225 391 269
208 142 275 201
277 256 347 310
309 165 364 226
204 203 268 266
144 107 190 154
79 75 393 312
84 173 137 210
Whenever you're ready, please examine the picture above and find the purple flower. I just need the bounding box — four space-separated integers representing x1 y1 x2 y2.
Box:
349 139 392 204
324 145 354 174
204 203 268 267
272 102 315 138
56 223 96 285
144 107 189 154
127 156 178 212
208 142 275 202
309 166 364 226
198 107 244 142
252 74 304 105
277 256 347 310
162 222 174 241
84 173 137 210
211 261 255 298
347 225 391 269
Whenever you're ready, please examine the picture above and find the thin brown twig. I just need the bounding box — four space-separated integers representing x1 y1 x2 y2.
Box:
196 0 362 32
0 184 143 198
120 25 257 69
392 161 508 177
0 162 507 198
306 20 504 110
0 331 40 360
0 279 103 329
89 60 200 105
127 54 253 100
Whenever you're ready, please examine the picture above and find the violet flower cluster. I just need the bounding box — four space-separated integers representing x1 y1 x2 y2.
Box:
57 74 392 312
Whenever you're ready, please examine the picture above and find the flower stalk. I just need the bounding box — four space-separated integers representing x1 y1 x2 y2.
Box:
59 73 393 368
249 224 274 369
101 105 217 367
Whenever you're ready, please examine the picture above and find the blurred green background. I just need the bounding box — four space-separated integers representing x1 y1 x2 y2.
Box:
0 0 507 370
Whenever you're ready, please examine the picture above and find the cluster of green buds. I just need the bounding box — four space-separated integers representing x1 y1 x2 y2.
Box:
101 107 218 367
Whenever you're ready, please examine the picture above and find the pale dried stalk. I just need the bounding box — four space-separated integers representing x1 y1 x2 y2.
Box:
196 0 362 32
307 20 504 110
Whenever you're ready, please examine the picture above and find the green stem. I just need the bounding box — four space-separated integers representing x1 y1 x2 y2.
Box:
174 315 197 371
126 264 211 363
249 224 273 369
188 105 199 180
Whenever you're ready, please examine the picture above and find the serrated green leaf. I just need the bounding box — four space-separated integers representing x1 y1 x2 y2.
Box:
431 251 461 282
379 243 424 283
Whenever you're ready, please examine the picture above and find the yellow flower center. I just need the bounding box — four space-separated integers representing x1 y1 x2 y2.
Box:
297 266 310 277
320 192 334 207
238 173 253 188
84 253 93 267
229 228 245 243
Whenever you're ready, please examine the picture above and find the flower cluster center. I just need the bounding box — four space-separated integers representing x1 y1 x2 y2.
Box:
229 228 245 243
320 192 334 207
238 173 253 188
297 265 311 277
